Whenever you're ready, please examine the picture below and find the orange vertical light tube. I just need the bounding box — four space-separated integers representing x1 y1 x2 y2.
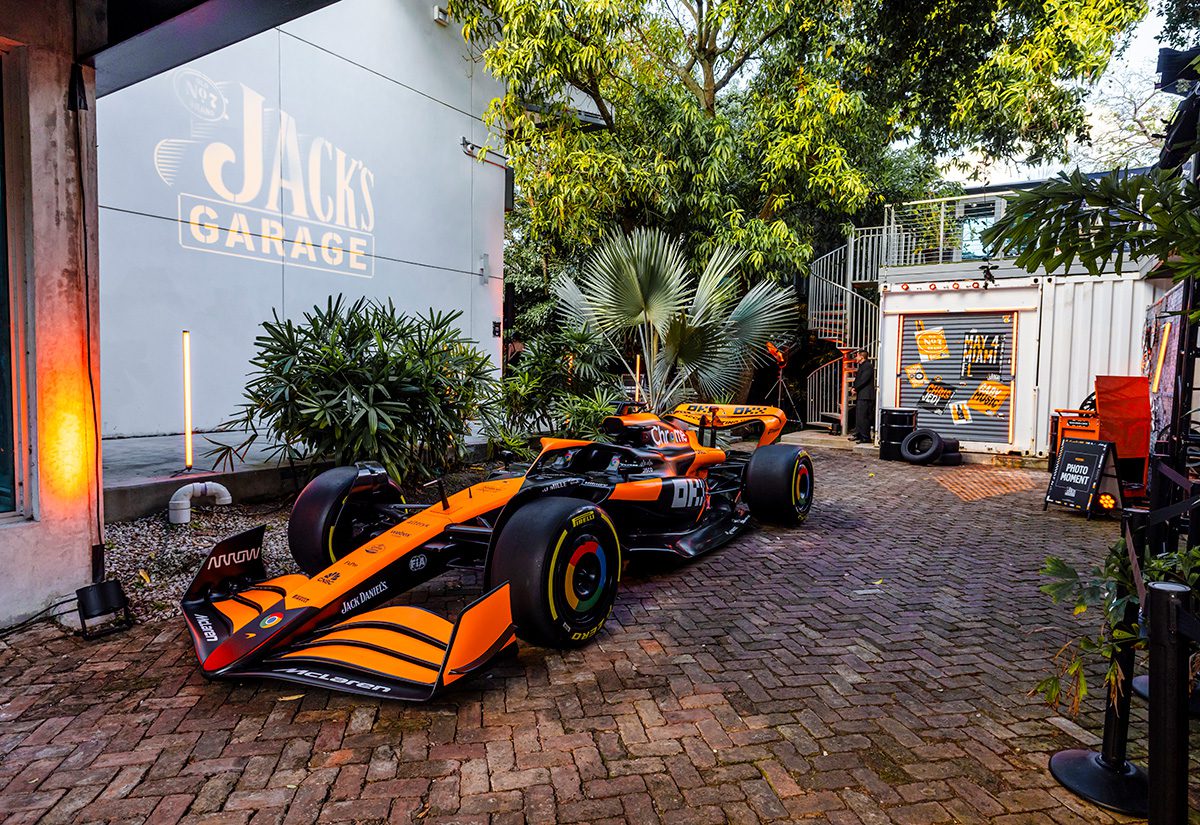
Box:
1153 322 1172 393
183 330 193 470
634 354 641 402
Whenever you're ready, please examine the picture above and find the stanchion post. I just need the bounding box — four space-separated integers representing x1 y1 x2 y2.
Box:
1147 581 1191 825
1047 509 1148 816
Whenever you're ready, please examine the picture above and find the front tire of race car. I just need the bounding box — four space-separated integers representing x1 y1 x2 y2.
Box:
744 444 814 526
289 466 403 576
488 497 621 649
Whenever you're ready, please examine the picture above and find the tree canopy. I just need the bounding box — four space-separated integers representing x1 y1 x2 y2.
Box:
450 0 1146 281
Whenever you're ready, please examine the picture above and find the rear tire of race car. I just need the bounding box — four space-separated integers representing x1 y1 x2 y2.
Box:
289 466 403 576
900 429 945 465
744 444 814 526
488 497 621 649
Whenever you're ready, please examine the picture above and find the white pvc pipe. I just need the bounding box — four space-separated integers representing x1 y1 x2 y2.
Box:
169 481 233 525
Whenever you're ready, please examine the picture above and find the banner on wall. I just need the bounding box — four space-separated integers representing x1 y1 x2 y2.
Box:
898 312 1016 444
1142 282 1184 441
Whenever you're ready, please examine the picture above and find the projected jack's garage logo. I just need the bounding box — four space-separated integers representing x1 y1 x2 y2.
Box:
157 69 376 278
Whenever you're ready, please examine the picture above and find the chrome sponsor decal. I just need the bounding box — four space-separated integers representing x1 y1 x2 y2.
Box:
205 546 261 570
194 612 218 643
279 667 392 693
260 612 283 629
340 581 388 614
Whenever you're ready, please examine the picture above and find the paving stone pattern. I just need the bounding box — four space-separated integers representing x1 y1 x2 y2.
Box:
0 447 1187 823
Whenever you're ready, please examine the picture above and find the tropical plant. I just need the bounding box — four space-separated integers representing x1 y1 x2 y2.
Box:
557 227 796 411
210 298 494 481
481 326 622 457
981 168 1200 281
1036 541 1200 717
450 0 1144 275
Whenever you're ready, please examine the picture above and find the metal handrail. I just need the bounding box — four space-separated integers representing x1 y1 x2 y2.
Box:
804 355 843 431
883 193 1012 267
807 272 879 354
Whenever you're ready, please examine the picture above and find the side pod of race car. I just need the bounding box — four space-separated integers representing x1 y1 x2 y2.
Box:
181 402 814 700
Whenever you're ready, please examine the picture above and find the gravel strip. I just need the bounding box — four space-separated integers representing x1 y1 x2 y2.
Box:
104 464 495 622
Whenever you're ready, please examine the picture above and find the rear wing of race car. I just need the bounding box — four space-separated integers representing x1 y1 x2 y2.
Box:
665 403 786 447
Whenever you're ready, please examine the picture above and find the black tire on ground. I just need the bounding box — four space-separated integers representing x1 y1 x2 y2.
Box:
940 438 960 454
744 444 814 526
900 429 945 465
288 466 402 576
936 452 964 466
488 497 621 649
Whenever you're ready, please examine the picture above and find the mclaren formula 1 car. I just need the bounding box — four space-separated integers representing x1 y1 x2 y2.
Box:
181 402 813 700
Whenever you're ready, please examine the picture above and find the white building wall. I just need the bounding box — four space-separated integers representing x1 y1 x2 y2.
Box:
96 0 506 436
878 261 1165 455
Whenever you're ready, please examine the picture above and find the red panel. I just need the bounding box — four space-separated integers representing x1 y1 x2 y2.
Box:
1095 376 1151 461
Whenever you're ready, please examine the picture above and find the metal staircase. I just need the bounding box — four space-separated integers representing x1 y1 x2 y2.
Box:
804 227 884 434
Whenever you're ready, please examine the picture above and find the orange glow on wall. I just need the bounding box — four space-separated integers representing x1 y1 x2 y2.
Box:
39 378 92 504
183 330 193 469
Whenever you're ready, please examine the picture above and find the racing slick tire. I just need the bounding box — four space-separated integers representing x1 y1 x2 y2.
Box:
899 429 944 465
289 466 403 576
744 444 814 526
488 497 621 649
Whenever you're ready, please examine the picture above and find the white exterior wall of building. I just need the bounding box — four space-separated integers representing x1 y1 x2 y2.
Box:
96 0 506 436
878 260 1166 455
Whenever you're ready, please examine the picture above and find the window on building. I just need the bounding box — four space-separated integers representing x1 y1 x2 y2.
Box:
0 63 14 513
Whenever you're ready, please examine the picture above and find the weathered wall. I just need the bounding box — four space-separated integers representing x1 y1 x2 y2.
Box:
0 0 103 624
97 0 507 437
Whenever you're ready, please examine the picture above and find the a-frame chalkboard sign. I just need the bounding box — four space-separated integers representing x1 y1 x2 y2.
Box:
1045 438 1124 517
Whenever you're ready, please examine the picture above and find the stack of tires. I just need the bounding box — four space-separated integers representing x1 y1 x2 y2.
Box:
898 428 963 466
878 408 918 462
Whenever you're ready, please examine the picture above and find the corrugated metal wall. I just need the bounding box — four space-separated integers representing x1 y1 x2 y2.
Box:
897 312 1016 443
1034 276 1166 451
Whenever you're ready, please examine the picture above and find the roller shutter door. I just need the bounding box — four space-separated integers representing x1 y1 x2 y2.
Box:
895 312 1016 444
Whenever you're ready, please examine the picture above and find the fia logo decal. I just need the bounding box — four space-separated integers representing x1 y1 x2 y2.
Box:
409 554 428 572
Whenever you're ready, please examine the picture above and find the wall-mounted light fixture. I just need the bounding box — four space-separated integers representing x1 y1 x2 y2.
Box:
182 330 193 470
433 5 450 25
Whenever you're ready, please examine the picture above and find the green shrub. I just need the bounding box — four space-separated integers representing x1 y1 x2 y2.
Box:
481 327 621 456
210 297 493 481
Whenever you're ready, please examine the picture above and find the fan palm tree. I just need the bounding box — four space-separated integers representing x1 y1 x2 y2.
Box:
556 228 797 411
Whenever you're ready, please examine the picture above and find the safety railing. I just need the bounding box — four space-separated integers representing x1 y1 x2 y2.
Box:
804 355 844 433
883 193 1011 267
847 226 886 283
807 272 879 354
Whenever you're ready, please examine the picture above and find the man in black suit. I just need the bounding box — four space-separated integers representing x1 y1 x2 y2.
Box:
851 350 875 443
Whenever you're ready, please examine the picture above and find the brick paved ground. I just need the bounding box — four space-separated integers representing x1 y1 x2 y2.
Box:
0 447 1183 823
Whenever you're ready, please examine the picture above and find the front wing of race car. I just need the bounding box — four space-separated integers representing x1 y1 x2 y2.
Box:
180 478 523 700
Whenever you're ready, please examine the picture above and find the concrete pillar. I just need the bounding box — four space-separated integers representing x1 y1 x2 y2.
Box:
0 0 103 625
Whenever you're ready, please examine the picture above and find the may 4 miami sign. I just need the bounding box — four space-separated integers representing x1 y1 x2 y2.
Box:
157 69 376 278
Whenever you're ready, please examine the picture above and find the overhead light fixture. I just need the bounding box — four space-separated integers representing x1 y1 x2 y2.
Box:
433 5 449 25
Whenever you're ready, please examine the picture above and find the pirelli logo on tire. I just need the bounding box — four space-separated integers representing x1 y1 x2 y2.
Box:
571 511 596 527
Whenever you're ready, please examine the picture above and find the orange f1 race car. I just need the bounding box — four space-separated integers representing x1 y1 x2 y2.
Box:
181 402 813 700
